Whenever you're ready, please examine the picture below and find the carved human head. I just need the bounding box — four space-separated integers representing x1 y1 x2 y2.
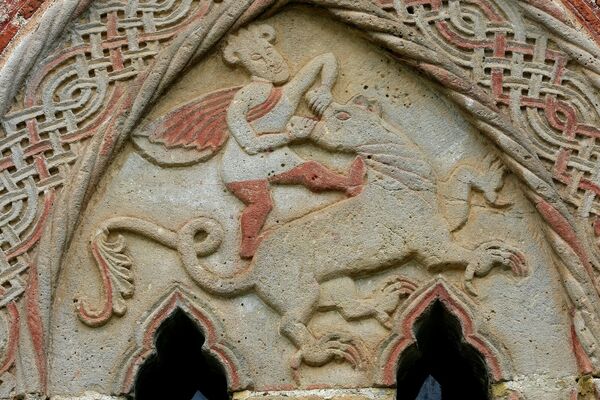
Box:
222 24 290 84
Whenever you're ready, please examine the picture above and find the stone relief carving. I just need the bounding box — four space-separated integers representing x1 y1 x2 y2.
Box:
1 0 600 397
136 24 366 259
77 24 528 378
375 279 512 386
116 286 252 393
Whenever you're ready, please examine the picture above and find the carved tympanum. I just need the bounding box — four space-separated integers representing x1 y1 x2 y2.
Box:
78 23 529 374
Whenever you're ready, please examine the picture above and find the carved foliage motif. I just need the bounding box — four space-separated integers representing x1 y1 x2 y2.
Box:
76 228 133 327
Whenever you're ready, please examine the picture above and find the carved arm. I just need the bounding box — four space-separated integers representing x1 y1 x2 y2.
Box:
226 86 314 155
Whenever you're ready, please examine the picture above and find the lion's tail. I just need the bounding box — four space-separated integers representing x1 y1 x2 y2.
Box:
92 216 254 298
175 217 255 297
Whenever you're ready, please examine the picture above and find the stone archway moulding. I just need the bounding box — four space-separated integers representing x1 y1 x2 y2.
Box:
376 280 510 386
2 0 600 397
116 286 252 394
0 0 598 58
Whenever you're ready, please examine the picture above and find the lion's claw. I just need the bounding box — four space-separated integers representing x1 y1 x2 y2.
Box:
464 241 528 296
292 332 366 370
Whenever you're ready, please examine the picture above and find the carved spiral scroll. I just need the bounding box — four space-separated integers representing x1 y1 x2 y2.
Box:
77 216 224 327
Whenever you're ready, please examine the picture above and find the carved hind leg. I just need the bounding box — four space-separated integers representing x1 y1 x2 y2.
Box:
320 276 417 329
278 276 365 372
282 315 365 372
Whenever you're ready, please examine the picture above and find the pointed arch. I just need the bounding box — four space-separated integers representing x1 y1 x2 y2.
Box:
376 280 512 388
116 286 252 395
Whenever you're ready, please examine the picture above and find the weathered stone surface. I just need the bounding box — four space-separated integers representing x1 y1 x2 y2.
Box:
1 0 600 399
233 388 395 400
51 393 127 400
0 0 46 52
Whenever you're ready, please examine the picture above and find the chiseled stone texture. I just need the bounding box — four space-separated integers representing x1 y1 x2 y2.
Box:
233 388 395 400
50 393 127 400
50 6 575 399
2 0 600 399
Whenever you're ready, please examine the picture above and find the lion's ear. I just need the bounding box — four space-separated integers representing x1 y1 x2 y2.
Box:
366 98 382 117
351 95 381 116
222 41 240 65
351 94 369 107
256 24 276 43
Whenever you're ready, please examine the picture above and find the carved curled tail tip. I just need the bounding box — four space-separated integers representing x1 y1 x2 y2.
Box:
77 232 134 327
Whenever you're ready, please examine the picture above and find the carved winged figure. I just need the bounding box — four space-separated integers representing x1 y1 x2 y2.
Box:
80 24 529 372
142 24 365 259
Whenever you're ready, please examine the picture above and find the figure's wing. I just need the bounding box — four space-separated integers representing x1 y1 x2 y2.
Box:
133 85 282 167
131 86 241 166
148 86 241 153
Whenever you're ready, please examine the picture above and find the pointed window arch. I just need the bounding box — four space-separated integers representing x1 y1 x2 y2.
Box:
396 301 490 400
376 282 518 398
134 308 229 400
118 288 251 395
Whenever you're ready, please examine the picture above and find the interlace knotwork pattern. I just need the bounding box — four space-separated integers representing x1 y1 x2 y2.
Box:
0 0 208 305
395 0 600 216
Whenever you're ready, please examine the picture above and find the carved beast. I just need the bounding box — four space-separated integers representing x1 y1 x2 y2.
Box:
78 95 528 370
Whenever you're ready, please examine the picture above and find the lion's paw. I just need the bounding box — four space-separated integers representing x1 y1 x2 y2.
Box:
464 240 528 296
372 276 418 328
291 332 366 370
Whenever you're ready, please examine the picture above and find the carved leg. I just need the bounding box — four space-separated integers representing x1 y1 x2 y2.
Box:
421 240 527 296
282 316 365 372
463 240 528 295
226 180 273 259
280 277 364 372
442 155 508 232
269 157 366 197
322 276 417 329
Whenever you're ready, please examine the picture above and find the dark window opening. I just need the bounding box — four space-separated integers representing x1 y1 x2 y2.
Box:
134 308 229 400
396 301 490 400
